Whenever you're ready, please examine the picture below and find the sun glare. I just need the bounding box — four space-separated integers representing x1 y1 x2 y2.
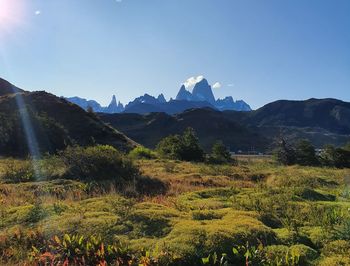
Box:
0 0 25 35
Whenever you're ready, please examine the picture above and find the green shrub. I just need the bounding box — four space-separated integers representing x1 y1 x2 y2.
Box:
162 210 276 264
129 146 157 160
208 141 234 165
26 203 48 224
264 245 302 265
266 244 318 265
59 145 139 182
156 135 183 160
289 244 318 265
203 243 267 266
273 138 296 165
52 202 68 215
320 145 350 168
319 145 338 167
30 234 134 265
274 138 325 167
1 159 36 183
39 155 66 180
319 256 350 266
322 240 350 256
181 127 205 162
295 140 319 166
156 128 204 162
332 219 350 241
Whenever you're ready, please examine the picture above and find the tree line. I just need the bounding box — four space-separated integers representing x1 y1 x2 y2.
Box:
154 127 350 168
155 127 232 164
274 138 350 168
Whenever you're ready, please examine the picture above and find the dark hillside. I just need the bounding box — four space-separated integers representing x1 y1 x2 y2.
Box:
123 100 218 115
101 108 268 151
0 77 23 96
248 98 350 134
101 98 350 151
0 79 137 157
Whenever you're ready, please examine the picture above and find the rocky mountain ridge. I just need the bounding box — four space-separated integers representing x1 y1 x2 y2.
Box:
66 78 251 114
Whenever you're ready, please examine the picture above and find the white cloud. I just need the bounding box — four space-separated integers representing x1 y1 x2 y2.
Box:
212 82 221 89
183 75 204 88
227 83 235 87
35 10 41 15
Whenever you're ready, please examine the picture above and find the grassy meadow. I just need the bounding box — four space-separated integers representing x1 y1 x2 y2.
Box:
0 153 350 265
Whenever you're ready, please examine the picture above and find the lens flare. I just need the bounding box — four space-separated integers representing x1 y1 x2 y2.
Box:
14 91 42 179
0 0 25 37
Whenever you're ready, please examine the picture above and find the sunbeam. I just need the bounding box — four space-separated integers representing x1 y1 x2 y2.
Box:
12 86 42 178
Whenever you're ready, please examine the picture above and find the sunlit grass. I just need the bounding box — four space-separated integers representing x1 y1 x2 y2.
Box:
1 157 350 264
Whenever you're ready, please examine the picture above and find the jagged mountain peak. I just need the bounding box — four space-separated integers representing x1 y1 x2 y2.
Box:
106 94 124 113
66 77 252 113
176 85 194 101
216 97 251 111
157 93 166 103
109 95 117 107
195 78 210 87
192 78 216 104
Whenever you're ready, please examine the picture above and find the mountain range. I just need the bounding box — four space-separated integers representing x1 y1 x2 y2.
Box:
100 98 350 152
66 78 251 114
1 76 349 156
67 95 124 113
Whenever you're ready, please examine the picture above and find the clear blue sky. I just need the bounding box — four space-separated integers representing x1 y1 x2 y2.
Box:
0 0 349 109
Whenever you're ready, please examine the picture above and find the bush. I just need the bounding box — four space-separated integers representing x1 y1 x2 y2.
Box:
332 219 350 241
295 139 319 166
59 145 139 182
26 202 48 224
273 138 296 165
156 135 184 160
1 159 36 183
156 128 204 162
30 234 134 265
322 240 350 256
129 146 157 160
181 127 205 162
319 256 350 266
264 245 291 265
333 148 350 168
289 244 318 265
208 141 233 164
265 244 318 265
320 145 350 168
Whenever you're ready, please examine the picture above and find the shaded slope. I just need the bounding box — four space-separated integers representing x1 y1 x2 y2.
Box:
124 100 217 115
101 98 350 152
0 77 23 96
101 108 268 151
221 98 350 147
0 80 137 157
247 98 350 134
